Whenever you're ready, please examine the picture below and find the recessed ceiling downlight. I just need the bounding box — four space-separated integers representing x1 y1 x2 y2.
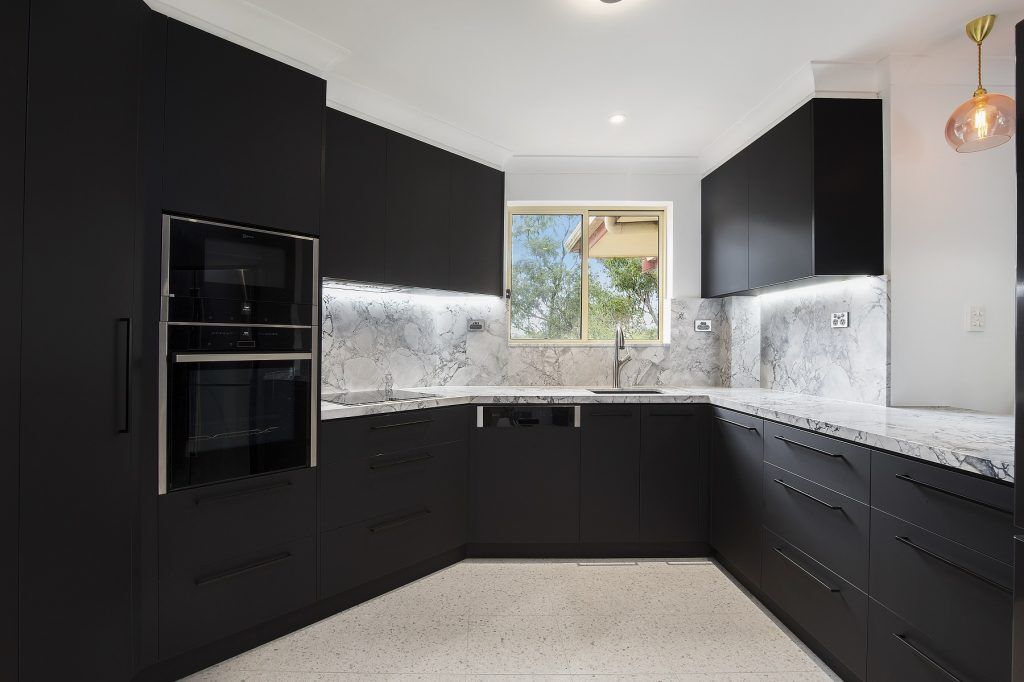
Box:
608 113 627 125
600 0 623 3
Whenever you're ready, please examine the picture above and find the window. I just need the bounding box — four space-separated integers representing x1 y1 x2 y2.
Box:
507 207 666 343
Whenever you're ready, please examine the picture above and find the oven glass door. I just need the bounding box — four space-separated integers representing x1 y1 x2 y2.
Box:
167 216 314 305
168 354 312 491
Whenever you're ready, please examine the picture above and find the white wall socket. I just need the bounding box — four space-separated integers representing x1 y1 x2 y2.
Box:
965 305 985 332
831 312 849 328
694 319 712 332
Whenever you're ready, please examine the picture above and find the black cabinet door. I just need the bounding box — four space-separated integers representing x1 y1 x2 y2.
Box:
746 101 814 289
163 20 325 235
19 0 141 678
321 109 387 282
386 133 452 290
449 156 504 296
709 408 763 587
471 419 581 543
640 406 704 543
701 151 749 297
1 0 28 676
580 406 641 543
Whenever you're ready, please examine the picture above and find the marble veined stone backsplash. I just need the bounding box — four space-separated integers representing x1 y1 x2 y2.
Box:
321 275 889 405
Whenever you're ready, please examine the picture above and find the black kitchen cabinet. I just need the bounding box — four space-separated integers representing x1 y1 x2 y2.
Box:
709 408 763 587
701 98 882 296
471 406 581 544
386 133 454 290
580 406 641 543
322 109 387 283
162 19 325 235
639 406 704 543
449 155 505 296
18 0 143 677
701 150 749 298
1 1 28 676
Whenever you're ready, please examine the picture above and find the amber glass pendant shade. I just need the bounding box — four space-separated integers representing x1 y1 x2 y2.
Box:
945 92 1016 152
944 14 1016 153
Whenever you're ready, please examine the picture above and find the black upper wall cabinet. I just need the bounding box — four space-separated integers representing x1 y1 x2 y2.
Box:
701 98 883 297
321 109 505 296
162 20 326 236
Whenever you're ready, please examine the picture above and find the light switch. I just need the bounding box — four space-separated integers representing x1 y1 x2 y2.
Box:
965 305 985 332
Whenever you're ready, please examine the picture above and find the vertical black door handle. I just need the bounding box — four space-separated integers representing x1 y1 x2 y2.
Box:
117 317 131 434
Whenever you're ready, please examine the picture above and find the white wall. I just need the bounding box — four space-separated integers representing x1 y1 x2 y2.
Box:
883 42 1017 413
504 156 702 299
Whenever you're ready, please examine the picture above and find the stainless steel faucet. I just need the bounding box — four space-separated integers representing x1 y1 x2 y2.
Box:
612 322 631 388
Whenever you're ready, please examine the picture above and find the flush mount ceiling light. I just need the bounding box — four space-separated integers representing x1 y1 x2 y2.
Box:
600 0 623 3
608 113 627 125
944 14 1016 153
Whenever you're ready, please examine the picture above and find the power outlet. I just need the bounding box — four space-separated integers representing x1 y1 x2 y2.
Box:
694 319 712 332
831 312 849 328
965 305 985 332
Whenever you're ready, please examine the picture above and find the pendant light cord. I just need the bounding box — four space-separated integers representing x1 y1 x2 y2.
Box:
977 42 983 92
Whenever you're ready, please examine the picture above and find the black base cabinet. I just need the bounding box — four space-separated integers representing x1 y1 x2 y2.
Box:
640 406 705 543
709 407 763 587
580 405 642 543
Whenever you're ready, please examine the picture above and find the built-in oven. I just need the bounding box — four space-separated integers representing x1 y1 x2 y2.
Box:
159 215 318 494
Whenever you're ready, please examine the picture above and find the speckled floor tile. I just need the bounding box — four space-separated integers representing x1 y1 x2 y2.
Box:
183 560 836 681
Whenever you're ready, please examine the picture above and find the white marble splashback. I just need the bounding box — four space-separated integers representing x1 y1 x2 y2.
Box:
321 287 738 393
759 276 889 406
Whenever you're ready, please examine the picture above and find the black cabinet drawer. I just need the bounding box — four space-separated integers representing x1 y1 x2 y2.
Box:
871 450 1013 563
710 407 764 587
324 407 468 460
764 421 870 502
869 509 1011 680
763 462 869 589
761 529 867 679
159 468 315 573
868 598 1004 682
322 439 467 532
321 500 465 597
159 535 315 659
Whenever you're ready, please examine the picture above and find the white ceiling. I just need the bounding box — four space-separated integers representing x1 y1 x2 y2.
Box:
150 0 1023 165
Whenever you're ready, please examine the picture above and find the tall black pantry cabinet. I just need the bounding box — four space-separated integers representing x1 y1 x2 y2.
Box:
16 0 144 679
1 0 30 678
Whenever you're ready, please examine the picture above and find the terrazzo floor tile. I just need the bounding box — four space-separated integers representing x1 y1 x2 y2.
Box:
184 560 837 681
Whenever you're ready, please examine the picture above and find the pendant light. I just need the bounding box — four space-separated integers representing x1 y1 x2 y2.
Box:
944 14 1016 153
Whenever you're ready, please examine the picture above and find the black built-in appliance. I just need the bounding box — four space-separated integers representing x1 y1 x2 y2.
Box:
158 215 318 494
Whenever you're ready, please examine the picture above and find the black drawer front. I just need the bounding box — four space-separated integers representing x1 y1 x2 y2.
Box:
869 508 1011 680
764 421 870 502
159 468 315 573
761 529 867 679
871 450 1013 563
321 439 467 531
340 406 469 454
869 598 1006 682
763 462 869 589
159 535 315 659
321 499 465 598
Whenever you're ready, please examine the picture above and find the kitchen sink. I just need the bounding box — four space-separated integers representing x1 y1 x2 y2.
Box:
588 388 663 395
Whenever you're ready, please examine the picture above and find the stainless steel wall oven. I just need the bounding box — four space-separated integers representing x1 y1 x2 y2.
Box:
158 215 318 494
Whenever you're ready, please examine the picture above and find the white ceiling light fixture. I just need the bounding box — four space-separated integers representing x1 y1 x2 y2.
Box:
608 113 628 125
600 0 624 3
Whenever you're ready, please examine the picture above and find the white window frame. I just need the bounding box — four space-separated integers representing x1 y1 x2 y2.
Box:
505 204 669 346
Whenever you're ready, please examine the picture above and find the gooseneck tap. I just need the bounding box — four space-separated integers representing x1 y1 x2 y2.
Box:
612 322 631 388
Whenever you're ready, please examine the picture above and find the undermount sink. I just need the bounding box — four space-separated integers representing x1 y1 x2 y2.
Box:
588 388 663 395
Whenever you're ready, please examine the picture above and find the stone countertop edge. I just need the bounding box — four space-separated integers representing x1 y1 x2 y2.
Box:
319 387 1015 484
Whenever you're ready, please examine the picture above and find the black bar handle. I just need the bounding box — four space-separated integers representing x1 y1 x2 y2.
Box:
370 452 433 470
774 435 842 458
894 535 1011 593
715 416 758 431
774 478 843 511
772 547 840 593
117 317 131 434
648 412 694 418
370 418 433 430
368 508 432 533
589 411 634 418
891 633 962 681
895 473 1011 515
195 552 292 587
194 480 292 506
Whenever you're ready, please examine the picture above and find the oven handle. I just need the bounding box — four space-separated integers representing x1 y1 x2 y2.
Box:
172 352 312 363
